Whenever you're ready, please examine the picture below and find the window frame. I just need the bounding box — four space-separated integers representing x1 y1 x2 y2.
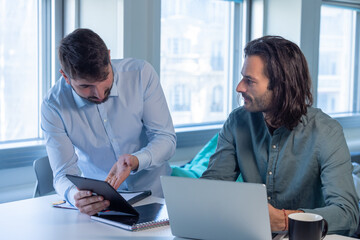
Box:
320 0 360 128
0 0 62 169
353 10 360 114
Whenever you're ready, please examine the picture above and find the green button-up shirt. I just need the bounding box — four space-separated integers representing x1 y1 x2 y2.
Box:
201 107 359 236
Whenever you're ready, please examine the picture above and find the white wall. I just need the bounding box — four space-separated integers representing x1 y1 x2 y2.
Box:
78 0 124 59
264 0 302 44
123 0 161 74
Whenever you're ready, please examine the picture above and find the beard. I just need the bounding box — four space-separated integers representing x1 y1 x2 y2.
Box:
86 88 110 104
240 90 273 113
70 81 113 105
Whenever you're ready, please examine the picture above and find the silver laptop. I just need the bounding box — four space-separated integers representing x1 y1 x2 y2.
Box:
161 176 279 240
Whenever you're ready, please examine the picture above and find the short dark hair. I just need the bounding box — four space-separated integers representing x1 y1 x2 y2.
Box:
58 28 110 81
244 35 313 130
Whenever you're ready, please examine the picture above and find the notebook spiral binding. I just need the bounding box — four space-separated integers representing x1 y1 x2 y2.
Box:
132 218 170 231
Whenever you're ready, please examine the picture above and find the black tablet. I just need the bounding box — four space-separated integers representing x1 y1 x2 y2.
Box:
66 174 139 216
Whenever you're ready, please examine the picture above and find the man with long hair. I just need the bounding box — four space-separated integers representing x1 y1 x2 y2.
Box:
42 28 176 215
201 36 359 235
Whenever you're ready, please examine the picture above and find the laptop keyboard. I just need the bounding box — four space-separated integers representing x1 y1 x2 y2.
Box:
272 232 288 240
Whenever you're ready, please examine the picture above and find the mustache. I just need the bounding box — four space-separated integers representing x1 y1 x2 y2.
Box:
237 93 251 106
87 95 109 104
241 93 251 99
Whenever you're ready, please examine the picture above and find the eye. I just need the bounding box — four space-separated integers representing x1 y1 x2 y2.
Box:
79 85 90 89
246 78 254 85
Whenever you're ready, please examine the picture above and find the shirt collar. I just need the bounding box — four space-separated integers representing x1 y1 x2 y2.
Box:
72 65 119 108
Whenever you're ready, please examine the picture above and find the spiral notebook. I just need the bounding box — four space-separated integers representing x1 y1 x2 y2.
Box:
91 202 169 231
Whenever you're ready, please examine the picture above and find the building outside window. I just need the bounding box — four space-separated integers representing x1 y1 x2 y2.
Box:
211 85 224 112
160 0 237 127
171 84 191 112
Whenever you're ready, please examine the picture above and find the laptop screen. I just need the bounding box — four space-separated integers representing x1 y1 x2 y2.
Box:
161 176 276 240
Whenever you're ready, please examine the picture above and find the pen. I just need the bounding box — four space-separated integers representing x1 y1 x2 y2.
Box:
52 200 66 206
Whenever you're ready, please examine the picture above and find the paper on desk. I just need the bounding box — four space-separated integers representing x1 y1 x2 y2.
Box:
53 200 77 210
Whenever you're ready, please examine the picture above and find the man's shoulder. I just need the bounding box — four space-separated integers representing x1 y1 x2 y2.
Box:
303 107 343 132
43 77 72 108
306 107 340 125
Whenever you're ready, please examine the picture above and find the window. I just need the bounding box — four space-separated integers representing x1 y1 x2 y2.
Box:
211 86 224 112
171 84 191 112
0 0 54 169
0 0 46 143
160 0 242 127
318 4 360 115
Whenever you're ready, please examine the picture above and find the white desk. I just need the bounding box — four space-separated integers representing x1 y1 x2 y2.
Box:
0 195 356 240
0 194 173 240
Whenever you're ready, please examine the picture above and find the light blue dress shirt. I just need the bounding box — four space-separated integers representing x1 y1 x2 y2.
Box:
41 58 176 204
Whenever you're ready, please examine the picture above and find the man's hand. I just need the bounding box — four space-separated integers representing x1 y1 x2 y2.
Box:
74 190 110 216
268 203 286 231
268 204 304 231
105 154 139 190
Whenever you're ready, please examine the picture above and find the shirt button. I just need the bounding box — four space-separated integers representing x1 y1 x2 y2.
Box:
272 145 277 149
104 119 107 122
268 171 272 175
268 196 271 200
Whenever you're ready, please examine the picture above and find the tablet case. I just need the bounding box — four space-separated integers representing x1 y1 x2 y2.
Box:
66 174 139 215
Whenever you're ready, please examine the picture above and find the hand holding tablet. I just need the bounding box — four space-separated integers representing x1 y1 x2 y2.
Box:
66 174 139 215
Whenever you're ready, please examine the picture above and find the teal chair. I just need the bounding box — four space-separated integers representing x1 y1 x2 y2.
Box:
171 134 218 178
171 134 243 182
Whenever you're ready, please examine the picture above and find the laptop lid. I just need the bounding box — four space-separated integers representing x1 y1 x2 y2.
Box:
161 176 273 240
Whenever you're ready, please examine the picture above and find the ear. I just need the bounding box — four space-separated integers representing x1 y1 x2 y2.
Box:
59 69 71 85
108 49 111 61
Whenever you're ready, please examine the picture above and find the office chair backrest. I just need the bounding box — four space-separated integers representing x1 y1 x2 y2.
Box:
33 156 56 197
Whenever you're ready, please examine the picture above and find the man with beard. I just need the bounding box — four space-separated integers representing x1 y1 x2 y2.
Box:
201 36 359 236
41 28 176 216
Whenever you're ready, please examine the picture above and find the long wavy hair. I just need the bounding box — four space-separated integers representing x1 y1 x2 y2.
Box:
244 36 313 130
58 28 110 82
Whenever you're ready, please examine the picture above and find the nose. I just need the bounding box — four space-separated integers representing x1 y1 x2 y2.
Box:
92 87 105 100
236 78 246 93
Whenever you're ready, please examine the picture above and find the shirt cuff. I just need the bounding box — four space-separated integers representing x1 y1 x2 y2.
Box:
65 185 78 207
132 149 151 172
